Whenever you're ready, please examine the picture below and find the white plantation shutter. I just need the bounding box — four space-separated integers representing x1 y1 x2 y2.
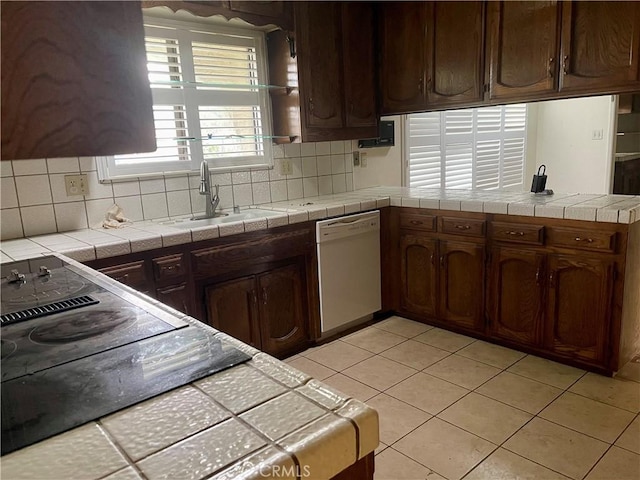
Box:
101 18 272 179
407 104 527 190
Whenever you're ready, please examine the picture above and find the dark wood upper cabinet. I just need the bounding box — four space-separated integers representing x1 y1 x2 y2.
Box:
427 1 485 107
296 2 344 130
488 248 545 346
1 1 155 161
545 255 614 363
257 263 308 357
269 2 378 142
486 1 561 101
379 2 428 114
341 2 378 128
559 1 640 92
439 241 485 331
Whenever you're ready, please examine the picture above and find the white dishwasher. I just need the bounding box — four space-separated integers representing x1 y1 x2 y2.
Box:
316 210 381 335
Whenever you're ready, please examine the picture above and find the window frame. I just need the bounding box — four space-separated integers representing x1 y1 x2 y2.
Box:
98 15 274 181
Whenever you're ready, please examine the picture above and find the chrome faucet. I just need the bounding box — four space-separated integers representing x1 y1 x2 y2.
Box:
192 160 221 219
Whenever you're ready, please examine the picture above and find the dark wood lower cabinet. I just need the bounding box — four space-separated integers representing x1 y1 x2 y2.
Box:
439 241 484 330
389 207 634 375
206 276 261 349
205 263 309 357
399 234 437 317
257 263 308 356
488 248 545 346
156 283 191 316
545 255 614 363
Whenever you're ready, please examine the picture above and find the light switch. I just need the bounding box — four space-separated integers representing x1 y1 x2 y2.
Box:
592 129 604 141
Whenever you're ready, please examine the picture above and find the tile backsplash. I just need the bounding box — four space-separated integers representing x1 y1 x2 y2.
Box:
0 141 355 240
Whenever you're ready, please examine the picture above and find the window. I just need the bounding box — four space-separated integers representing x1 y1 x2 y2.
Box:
406 104 527 190
98 17 272 180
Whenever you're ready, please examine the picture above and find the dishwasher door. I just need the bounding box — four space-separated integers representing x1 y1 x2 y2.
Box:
316 211 381 334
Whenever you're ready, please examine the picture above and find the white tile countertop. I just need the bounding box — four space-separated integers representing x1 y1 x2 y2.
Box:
0 254 379 480
2 187 640 263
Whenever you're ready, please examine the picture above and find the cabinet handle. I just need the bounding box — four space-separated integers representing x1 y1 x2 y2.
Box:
114 273 129 283
574 237 594 243
251 290 258 305
262 287 268 305
547 57 554 78
162 264 177 271
430 253 435 265
549 271 555 287
410 220 422 225
535 267 541 286
562 55 569 75
504 230 525 236
426 77 432 91
418 77 423 93
455 224 471 230
440 255 445 267
308 97 314 112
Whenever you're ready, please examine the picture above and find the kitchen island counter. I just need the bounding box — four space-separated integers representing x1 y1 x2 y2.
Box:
0 256 378 480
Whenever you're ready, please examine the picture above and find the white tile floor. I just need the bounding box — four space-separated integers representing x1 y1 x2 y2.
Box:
285 316 640 480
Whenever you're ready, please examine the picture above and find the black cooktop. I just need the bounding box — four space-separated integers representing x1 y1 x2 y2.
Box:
1 256 251 455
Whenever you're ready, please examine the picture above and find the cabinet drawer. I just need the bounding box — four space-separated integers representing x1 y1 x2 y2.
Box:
547 227 616 253
99 261 148 289
491 222 545 245
440 217 486 237
152 254 186 283
399 213 436 232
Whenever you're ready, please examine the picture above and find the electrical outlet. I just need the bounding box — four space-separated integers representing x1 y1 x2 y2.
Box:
360 152 368 168
592 129 604 140
353 151 360 167
64 174 88 196
280 158 293 176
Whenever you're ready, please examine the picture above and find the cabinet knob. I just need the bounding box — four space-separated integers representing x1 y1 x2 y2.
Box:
262 287 268 305
548 57 555 78
535 267 541 286
440 255 445 267
562 56 569 75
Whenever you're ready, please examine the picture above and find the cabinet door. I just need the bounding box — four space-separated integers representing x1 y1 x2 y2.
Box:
545 255 614 363
156 283 191 315
559 1 640 92
399 234 438 318
488 248 544 346
296 2 344 129
341 2 377 128
379 2 428 114
487 1 560 100
439 241 485 330
1 1 155 160
257 263 308 357
205 276 261 349
426 1 484 107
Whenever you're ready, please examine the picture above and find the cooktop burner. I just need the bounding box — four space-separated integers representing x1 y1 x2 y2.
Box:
29 309 137 344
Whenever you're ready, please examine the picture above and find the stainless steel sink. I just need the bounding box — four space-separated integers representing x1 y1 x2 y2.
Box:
159 208 285 229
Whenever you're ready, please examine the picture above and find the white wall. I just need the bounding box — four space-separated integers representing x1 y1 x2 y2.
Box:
352 115 404 189
531 96 617 194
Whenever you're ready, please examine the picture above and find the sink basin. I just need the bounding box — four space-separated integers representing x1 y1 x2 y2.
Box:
159 208 285 229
